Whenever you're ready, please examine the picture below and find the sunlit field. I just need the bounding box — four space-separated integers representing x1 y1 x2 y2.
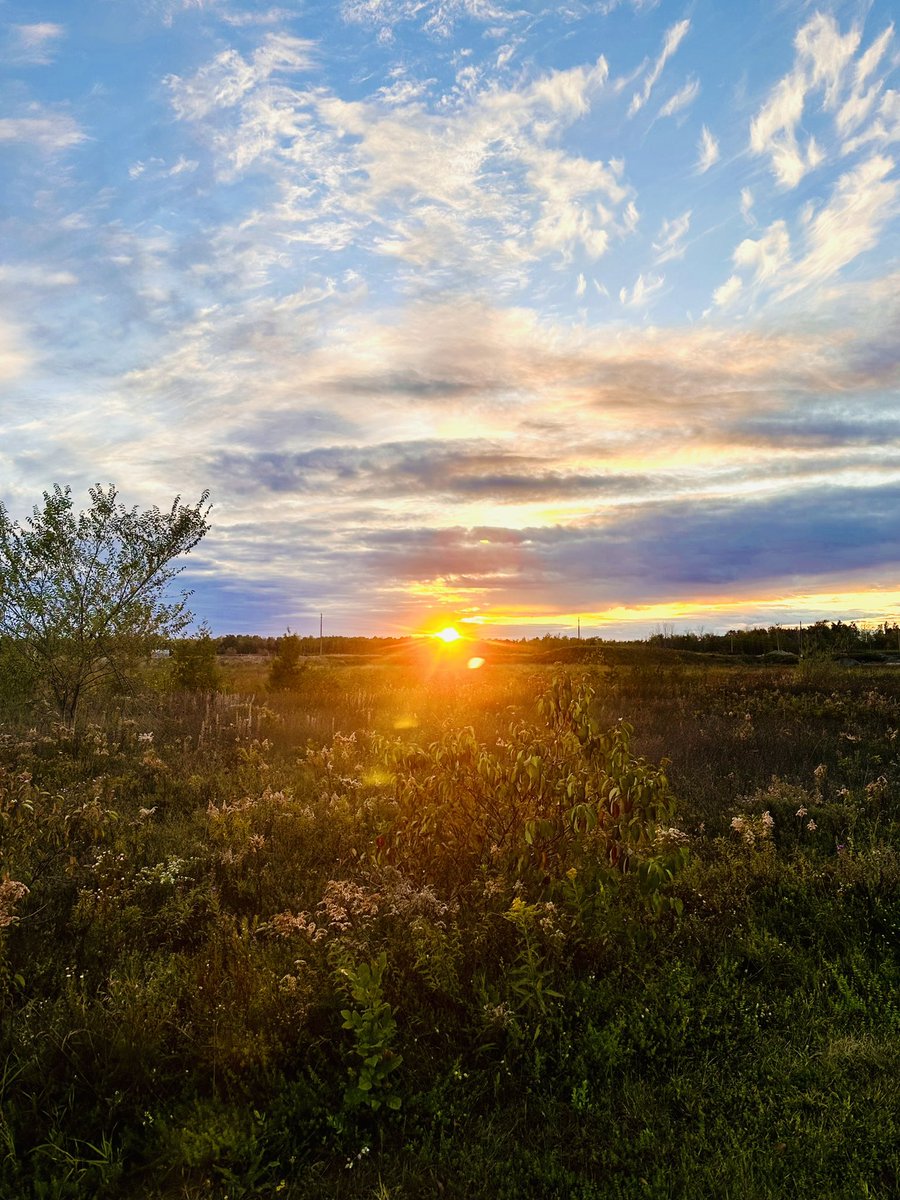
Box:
2 645 900 1198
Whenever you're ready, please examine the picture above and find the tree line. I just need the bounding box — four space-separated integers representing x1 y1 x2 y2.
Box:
647 620 900 657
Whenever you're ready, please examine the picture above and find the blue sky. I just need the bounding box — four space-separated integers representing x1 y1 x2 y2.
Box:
1 0 899 637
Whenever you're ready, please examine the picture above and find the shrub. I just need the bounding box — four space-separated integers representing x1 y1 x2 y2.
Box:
267 633 306 692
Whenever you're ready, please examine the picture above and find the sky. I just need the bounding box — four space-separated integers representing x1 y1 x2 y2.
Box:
1 0 899 639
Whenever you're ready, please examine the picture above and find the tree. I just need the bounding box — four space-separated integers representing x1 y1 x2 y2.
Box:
0 483 211 723
171 626 221 692
267 631 306 691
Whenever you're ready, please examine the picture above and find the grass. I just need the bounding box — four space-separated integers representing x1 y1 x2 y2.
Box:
1 648 899 1197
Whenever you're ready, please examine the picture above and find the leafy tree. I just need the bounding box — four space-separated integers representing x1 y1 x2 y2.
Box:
268 631 306 691
171 626 221 692
0 483 211 723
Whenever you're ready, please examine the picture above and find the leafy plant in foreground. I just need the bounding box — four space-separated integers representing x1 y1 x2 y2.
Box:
334 950 403 1113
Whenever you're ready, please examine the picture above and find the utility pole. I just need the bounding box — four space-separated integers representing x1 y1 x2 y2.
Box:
799 619 803 659
577 616 581 640
319 612 323 657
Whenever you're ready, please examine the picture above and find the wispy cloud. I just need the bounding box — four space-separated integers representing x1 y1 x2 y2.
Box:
4 23 65 65
712 274 742 308
0 109 86 152
696 124 718 172
167 39 627 280
0 320 30 383
740 186 754 224
713 153 898 306
652 211 691 263
658 76 699 119
619 271 664 306
750 12 896 188
779 153 898 298
628 18 690 117
340 0 518 39
165 33 315 121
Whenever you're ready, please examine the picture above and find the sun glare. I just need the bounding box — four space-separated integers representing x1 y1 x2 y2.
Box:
435 626 462 643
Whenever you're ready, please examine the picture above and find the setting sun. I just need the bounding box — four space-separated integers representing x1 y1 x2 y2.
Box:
434 626 462 643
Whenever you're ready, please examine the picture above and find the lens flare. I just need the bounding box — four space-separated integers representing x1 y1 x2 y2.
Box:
467 656 485 670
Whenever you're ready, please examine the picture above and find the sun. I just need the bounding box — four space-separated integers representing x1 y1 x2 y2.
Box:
434 626 462 643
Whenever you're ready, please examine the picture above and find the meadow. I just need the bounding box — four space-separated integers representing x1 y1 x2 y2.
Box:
1 643 899 1199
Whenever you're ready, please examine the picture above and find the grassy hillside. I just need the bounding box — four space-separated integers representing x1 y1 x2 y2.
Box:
1 652 899 1198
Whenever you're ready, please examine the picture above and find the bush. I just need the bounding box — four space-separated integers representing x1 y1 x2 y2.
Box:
267 633 306 692
171 630 221 691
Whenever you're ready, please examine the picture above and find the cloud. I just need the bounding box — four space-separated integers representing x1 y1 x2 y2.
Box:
168 38 629 278
733 220 791 287
749 68 821 188
0 109 86 152
165 33 315 121
340 0 518 39
628 18 690 117
618 272 665 307
711 147 897 312
750 13 896 188
0 265 77 288
836 25 893 138
273 481 900 620
208 441 663 504
652 211 690 263
740 187 754 224
696 124 718 172
779 153 898 298
711 275 742 309
10 250 900 631
0 320 30 383
5 22 64 65
658 77 699 119
843 86 900 155
220 6 295 26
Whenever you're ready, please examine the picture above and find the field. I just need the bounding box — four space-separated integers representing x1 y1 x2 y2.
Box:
1 646 899 1199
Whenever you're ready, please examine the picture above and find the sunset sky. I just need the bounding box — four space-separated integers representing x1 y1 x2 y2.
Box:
2 0 899 637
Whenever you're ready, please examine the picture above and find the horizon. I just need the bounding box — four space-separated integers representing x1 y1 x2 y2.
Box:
2 0 899 639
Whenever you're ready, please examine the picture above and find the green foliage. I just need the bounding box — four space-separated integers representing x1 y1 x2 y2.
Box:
375 675 683 911
171 628 221 692
335 950 404 1112
0 483 211 723
267 632 306 692
0 656 899 1196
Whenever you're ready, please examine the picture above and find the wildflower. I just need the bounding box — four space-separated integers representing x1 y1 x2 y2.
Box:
865 776 888 803
796 806 808 818
730 815 755 846
761 811 775 830
269 911 322 941
0 877 29 929
654 825 691 850
807 820 817 832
